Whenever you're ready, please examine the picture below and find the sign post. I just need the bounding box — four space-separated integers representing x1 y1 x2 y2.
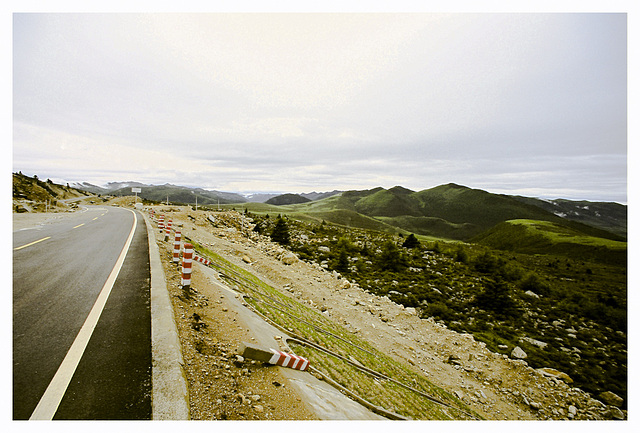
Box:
132 187 141 204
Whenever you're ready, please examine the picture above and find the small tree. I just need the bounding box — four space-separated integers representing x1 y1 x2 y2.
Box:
402 233 421 249
475 277 517 318
377 240 404 272
270 215 290 245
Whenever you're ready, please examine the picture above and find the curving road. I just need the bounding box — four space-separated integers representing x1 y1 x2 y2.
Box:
13 206 152 420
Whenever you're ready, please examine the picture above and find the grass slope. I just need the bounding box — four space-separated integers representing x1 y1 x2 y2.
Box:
473 219 627 266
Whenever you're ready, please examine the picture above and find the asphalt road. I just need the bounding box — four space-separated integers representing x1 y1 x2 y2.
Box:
13 206 152 420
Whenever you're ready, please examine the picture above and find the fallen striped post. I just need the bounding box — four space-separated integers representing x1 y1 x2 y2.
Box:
173 231 181 263
181 243 193 289
194 254 210 266
239 342 309 371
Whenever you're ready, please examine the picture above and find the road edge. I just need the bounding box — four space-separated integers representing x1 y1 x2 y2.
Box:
142 211 190 420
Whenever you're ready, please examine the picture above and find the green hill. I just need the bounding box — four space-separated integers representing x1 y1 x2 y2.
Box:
282 183 624 243
472 219 627 266
265 193 311 206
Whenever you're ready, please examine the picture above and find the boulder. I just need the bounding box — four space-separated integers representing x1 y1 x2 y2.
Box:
339 279 351 289
536 367 573 384
511 346 527 359
281 252 298 265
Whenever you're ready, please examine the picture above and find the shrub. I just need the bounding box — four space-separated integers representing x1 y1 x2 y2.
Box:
519 273 550 296
270 215 290 245
402 233 421 249
474 277 518 318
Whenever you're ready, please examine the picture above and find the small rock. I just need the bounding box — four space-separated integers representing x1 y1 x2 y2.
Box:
281 252 298 265
253 405 264 413
568 405 577 416
447 354 462 365
598 391 623 407
242 255 252 263
536 367 573 384
511 346 528 359
603 407 625 420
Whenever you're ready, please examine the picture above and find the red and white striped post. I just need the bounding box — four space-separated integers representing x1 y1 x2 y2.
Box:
158 214 164 233
164 219 172 241
181 243 193 290
173 231 181 264
239 342 310 371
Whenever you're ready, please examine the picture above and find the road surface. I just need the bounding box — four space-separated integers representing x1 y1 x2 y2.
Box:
13 206 152 420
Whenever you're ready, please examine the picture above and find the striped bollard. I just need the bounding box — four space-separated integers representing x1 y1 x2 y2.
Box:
158 215 164 233
194 255 210 266
239 342 309 371
269 349 310 371
164 220 171 241
173 231 181 264
181 243 193 290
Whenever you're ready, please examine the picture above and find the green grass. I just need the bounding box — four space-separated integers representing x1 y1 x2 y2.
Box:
507 219 626 249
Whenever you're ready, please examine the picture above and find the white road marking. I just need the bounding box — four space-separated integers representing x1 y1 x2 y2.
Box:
29 209 138 420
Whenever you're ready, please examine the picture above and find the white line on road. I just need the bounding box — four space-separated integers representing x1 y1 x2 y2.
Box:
29 209 138 420
14 236 51 251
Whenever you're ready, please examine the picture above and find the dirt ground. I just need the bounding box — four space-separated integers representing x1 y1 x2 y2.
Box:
146 203 623 421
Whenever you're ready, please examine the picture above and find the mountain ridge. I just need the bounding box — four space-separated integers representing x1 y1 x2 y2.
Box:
64 178 626 240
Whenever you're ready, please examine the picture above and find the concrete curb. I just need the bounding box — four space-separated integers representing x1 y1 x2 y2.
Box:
143 212 190 420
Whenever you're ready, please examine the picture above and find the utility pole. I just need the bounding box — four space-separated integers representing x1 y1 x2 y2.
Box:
195 195 198 211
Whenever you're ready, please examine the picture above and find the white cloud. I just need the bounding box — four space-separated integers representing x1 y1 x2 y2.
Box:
12 12 628 202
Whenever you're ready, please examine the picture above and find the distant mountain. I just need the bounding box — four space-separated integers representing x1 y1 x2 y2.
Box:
511 196 627 239
73 182 247 205
300 190 342 201
71 182 110 195
109 184 247 205
244 190 342 203
265 193 311 206
244 193 279 203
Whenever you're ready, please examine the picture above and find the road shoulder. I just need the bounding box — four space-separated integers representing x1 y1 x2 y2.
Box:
143 212 190 420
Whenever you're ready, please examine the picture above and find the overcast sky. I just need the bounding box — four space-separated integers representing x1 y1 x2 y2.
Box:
11 7 630 202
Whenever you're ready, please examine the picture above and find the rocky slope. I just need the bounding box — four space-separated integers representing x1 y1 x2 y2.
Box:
146 204 626 421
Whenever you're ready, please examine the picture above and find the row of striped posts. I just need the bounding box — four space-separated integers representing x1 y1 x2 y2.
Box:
150 209 194 289
149 208 310 372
